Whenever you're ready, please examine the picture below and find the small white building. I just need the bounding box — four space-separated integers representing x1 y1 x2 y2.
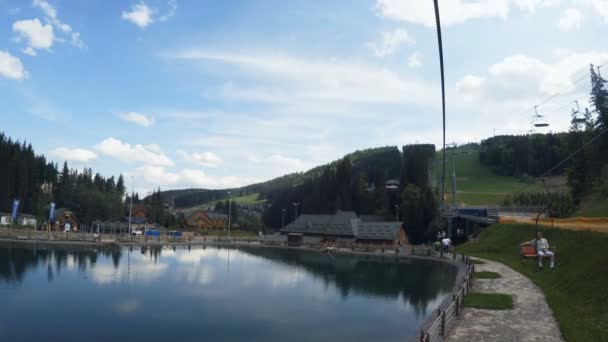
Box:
18 214 37 227
0 213 13 226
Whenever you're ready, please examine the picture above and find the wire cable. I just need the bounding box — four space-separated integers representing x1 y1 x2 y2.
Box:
511 126 608 195
512 60 608 120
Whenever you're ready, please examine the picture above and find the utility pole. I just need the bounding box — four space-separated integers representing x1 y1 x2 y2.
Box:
293 202 300 220
281 208 286 228
128 176 134 236
449 144 457 239
394 204 399 222
228 191 231 242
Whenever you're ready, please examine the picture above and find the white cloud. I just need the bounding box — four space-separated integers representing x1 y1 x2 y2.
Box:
125 164 261 191
591 0 608 22
32 0 84 49
168 50 439 107
177 150 222 168
13 18 54 56
455 50 608 133
95 137 174 166
180 169 219 188
158 0 177 22
266 154 309 172
0 50 27 80
122 1 177 28
408 52 422 68
219 176 262 188
369 28 413 57
455 75 485 101
122 2 154 28
558 8 582 30
375 0 559 27
127 165 217 188
120 111 155 127
49 147 97 162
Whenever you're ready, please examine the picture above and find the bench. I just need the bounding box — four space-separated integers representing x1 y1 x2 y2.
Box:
520 245 557 263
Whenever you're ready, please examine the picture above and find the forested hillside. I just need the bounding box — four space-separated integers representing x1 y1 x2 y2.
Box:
0 133 126 225
478 65 608 214
169 146 402 208
0 133 57 215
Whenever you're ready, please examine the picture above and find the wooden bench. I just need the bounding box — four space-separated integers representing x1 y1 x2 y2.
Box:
520 245 556 263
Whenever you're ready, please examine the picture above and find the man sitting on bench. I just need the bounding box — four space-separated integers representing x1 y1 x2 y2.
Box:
521 232 555 270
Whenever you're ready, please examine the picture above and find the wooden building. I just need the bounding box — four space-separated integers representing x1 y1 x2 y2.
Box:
53 208 79 231
127 203 148 224
281 210 408 245
184 209 228 230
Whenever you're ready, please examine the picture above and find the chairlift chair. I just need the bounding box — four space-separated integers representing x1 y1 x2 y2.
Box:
532 105 550 128
571 100 587 124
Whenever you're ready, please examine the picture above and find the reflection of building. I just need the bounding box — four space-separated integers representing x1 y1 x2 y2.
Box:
183 209 228 230
281 210 408 245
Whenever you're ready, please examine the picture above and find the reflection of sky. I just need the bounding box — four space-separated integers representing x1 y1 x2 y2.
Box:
0 246 454 342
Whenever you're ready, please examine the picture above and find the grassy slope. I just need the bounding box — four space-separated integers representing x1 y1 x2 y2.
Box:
576 190 608 217
439 150 544 206
457 224 608 342
186 193 266 210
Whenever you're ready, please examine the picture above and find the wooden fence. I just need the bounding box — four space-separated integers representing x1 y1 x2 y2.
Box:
418 256 475 342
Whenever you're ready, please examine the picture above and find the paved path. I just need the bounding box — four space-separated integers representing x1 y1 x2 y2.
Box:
448 258 563 342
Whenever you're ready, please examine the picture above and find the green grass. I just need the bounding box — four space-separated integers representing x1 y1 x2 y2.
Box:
457 223 608 342
576 191 608 217
464 293 513 310
187 193 266 210
436 150 544 206
475 271 501 279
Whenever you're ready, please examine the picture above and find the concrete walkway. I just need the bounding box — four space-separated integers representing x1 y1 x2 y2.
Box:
448 258 563 342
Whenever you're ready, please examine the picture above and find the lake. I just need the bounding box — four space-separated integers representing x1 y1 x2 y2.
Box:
0 243 457 342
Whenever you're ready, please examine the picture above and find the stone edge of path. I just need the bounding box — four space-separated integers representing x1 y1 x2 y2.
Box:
446 257 564 342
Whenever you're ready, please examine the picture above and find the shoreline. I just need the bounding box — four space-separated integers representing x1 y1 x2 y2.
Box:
0 235 469 341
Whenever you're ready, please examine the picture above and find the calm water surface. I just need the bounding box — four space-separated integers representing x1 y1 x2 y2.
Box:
0 243 457 342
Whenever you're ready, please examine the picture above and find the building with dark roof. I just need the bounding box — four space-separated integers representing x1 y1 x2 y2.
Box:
281 211 408 245
183 209 228 230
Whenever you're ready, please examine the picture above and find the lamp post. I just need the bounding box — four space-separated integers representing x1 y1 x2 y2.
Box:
128 176 134 236
293 202 300 220
227 191 232 242
394 204 399 222
281 208 286 228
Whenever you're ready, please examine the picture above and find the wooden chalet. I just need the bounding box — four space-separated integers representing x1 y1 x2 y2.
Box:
184 209 228 230
281 210 408 245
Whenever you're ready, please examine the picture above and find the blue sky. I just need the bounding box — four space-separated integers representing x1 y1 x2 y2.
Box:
1 0 607 195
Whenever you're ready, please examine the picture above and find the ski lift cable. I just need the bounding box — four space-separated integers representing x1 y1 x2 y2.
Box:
537 60 607 108
513 60 607 120
541 98 585 118
511 125 608 195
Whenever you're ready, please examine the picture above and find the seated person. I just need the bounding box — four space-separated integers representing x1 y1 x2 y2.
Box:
521 232 555 269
